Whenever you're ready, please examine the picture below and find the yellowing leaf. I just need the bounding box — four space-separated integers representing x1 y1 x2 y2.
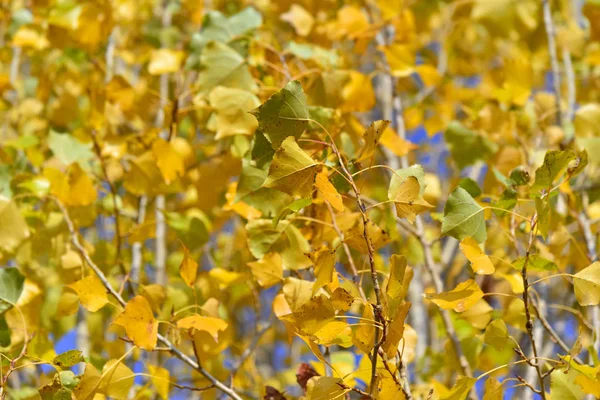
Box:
148 49 185 75
177 315 228 341
73 363 101 400
381 43 416 77
208 86 260 139
415 64 442 87
352 304 375 354
386 254 413 300
152 139 185 184
99 360 134 400
12 25 49 50
459 237 495 275
426 279 483 312
281 4 314 37
340 71 376 112
281 295 335 335
440 376 477 400
68 275 108 312
148 365 170 400
381 301 411 358
113 295 158 351
247 252 283 288
263 136 318 197
574 261 600 306
379 127 418 157
309 247 336 295
305 376 347 399
388 175 433 223
0 197 30 253
314 171 344 212
358 119 390 162
179 244 198 288
484 319 508 351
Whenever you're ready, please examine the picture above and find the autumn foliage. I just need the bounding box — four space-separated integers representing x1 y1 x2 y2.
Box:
2 0 600 399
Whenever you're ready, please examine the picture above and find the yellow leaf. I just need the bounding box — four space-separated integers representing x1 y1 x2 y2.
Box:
352 304 375 354
333 6 370 40
379 127 418 157
459 237 495 275
68 275 108 312
148 365 170 400
148 49 185 75
415 64 442 87
281 295 335 335
358 120 391 162
113 295 158 351
305 376 347 399
12 25 49 49
263 136 318 198
0 197 30 253
387 175 433 223
179 244 198 288
440 376 477 400
381 43 416 77
281 4 314 37
177 315 228 341
283 277 313 312
247 252 283 288
386 254 413 300
484 319 508 351
574 261 600 306
312 320 352 347
152 139 185 184
208 86 260 139
426 279 484 312
340 70 376 112
45 165 97 207
345 219 391 253
381 301 411 358
73 363 102 400
67 163 97 206
308 246 336 295
315 170 344 212
99 360 134 400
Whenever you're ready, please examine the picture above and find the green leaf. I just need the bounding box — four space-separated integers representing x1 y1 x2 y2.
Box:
458 178 482 198
512 255 557 272
48 131 94 166
262 136 318 198
0 267 25 314
0 315 11 347
196 41 258 94
444 121 498 170
251 81 309 149
531 150 577 191
53 350 85 368
441 187 487 243
493 188 517 217
246 219 289 259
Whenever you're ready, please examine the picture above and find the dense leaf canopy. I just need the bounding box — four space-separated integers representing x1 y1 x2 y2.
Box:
1 0 600 399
